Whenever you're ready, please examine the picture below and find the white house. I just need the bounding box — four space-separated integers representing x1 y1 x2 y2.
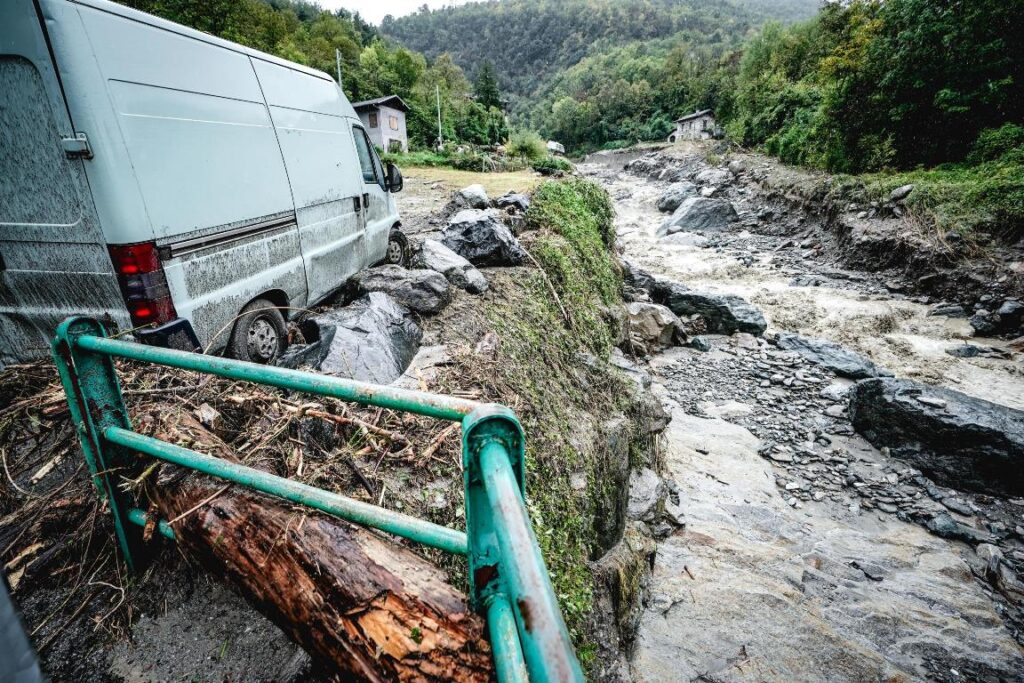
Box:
353 95 409 152
668 109 717 142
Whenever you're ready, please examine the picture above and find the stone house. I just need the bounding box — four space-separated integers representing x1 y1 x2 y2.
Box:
668 109 717 142
352 95 409 153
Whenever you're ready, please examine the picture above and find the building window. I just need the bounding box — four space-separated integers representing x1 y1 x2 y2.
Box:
368 111 378 128
389 115 399 131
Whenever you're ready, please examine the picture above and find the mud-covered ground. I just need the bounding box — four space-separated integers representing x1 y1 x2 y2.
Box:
581 144 1024 682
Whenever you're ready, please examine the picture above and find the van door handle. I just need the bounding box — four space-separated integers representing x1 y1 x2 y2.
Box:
362 193 369 209
353 197 361 213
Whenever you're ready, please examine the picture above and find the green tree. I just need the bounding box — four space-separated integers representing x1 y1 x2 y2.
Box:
474 60 503 110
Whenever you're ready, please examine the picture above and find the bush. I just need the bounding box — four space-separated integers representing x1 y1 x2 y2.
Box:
506 129 547 160
968 124 1024 165
532 155 573 176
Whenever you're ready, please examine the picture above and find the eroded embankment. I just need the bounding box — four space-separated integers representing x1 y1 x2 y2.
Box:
0 177 665 681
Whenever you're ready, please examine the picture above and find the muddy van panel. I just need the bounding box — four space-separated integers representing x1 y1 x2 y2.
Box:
0 1 129 365
252 58 367 305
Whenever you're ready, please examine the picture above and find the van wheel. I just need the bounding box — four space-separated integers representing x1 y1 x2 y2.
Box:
229 298 287 364
385 229 410 266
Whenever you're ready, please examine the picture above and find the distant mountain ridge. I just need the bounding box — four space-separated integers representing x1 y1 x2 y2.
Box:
381 0 820 112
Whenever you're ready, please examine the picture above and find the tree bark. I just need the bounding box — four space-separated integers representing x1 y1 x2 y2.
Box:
138 411 493 683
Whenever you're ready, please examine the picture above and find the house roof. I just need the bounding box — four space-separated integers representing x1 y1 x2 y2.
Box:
675 109 713 123
352 95 410 113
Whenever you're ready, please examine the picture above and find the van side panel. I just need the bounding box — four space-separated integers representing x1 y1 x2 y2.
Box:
0 1 128 365
59 1 310 351
253 59 366 305
72 4 295 240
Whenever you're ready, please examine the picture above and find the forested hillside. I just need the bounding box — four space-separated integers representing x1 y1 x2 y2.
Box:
382 0 818 115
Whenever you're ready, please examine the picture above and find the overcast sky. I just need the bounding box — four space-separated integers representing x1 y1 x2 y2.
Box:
318 0 477 25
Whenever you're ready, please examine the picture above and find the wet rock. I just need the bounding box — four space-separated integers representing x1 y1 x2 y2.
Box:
627 467 667 523
997 299 1023 330
774 332 890 379
889 184 915 202
657 197 738 236
969 309 999 336
655 181 697 213
625 302 685 351
277 293 421 384
350 265 451 315
652 280 767 336
727 159 746 176
688 336 711 352
849 378 1024 495
926 512 991 544
493 191 530 213
456 183 489 209
620 258 657 301
442 209 527 266
694 168 732 187
413 239 488 294
928 303 966 318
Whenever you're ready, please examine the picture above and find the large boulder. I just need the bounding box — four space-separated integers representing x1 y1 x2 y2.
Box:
413 239 488 294
276 292 421 384
657 197 738 236
655 182 697 213
442 209 528 266
494 192 530 213
350 265 451 315
694 167 733 187
652 280 767 336
625 302 684 351
456 184 489 209
849 378 1024 495
620 258 656 301
774 332 890 379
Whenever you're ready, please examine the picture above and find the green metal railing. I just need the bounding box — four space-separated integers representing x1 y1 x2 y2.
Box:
51 316 583 683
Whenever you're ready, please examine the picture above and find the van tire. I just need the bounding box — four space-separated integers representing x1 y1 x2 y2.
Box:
384 228 410 267
229 298 287 364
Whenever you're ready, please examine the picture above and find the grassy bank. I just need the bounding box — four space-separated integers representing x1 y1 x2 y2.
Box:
383 148 573 176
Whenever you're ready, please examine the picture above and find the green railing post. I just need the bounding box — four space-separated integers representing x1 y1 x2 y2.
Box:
463 406 584 682
51 317 142 571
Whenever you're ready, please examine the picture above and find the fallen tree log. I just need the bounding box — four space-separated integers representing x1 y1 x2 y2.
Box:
137 410 493 682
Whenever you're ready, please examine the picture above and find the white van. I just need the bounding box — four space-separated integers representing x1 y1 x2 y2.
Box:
0 0 407 365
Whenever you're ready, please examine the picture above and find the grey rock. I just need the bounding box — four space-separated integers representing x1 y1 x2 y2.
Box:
620 258 657 298
928 303 966 318
969 310 999 336
688 336 711 352
849 378 1024 495
350 265 451 315
628 467 667 523
727 159 746 176
494 192 530 213
889 184 915 202
457 183 489 209
658 197 738 236
413 239 488 294
997 299 1023 329
653 280 767 336
276 292 420 384
694 167 732 187
926 512 991 544
655 181 698 213
625 302 685 350
774 332 890 379
442 209 528 266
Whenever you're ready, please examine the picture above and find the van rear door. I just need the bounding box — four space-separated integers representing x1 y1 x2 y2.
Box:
0 0 128 364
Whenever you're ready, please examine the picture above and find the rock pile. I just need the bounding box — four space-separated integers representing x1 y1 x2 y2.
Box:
442 209 528 266
350 265 451 314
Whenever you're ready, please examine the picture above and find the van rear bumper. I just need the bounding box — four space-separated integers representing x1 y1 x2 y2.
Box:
136 318 201 353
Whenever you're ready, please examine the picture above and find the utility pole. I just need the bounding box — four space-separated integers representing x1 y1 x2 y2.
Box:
335 48 343 89
436 84 443 150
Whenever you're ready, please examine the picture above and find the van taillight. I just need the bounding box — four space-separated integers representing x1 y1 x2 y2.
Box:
108 242 177 328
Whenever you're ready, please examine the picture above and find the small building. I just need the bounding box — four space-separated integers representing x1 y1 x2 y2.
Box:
668 109 717 142
546 140 566 155
352 95 409 153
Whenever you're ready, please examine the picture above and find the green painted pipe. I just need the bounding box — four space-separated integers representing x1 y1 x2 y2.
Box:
75 334 481 422
104 426 468 556
126 507 176 540
486 594 530 683
480 441 585 683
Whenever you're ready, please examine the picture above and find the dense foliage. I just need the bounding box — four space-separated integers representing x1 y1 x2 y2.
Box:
382 0 818 118
730 0 1024 172
118 0 509 148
